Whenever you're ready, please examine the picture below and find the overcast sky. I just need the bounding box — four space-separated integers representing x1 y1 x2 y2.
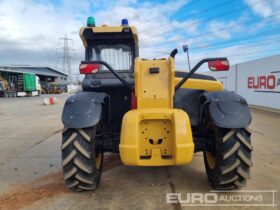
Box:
0 0 280 75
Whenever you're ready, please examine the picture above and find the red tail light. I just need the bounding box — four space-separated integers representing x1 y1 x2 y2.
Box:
131 92 137 109
208 60 229 71
79 63 100 74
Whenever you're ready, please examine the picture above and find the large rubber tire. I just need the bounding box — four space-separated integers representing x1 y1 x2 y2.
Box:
61 126 103 191
203 127 253 190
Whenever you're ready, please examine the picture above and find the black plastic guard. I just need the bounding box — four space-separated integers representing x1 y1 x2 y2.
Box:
201 91 252 128
62 92 107 129
174 89 204 126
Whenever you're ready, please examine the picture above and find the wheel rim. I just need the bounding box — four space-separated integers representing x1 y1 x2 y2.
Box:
205 120 217 170
95 153 102 169
206 152 216 169
94 125 102 170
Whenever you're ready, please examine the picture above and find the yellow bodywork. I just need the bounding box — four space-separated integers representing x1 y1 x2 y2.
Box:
119 58 195 166
120 108 194 166
175 77 223 91
134 58 175 109
79 23 224 167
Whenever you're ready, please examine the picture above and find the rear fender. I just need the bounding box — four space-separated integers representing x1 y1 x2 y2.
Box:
200 91 252 128
62 92 107 128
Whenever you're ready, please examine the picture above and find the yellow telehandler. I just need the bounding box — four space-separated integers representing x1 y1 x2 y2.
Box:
61 17 252 191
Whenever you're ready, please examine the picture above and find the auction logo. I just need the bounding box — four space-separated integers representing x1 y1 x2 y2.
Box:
166 190 278 207
247 71 280 93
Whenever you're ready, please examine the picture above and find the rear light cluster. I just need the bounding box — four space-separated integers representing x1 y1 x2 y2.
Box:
208 60 229 71
131 92 137 109
79 63 100 74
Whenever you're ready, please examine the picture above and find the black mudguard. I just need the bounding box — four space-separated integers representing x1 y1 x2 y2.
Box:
62 92 107 129
200 91 252 128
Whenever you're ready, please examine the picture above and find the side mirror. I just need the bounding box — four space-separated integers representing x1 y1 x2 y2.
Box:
208 59 229 71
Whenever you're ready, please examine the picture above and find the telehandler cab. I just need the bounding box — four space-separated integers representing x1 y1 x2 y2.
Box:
61 17 252 191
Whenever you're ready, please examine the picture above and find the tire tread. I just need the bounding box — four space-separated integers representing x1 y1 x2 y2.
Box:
61 127 103 191
204 128 252 190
